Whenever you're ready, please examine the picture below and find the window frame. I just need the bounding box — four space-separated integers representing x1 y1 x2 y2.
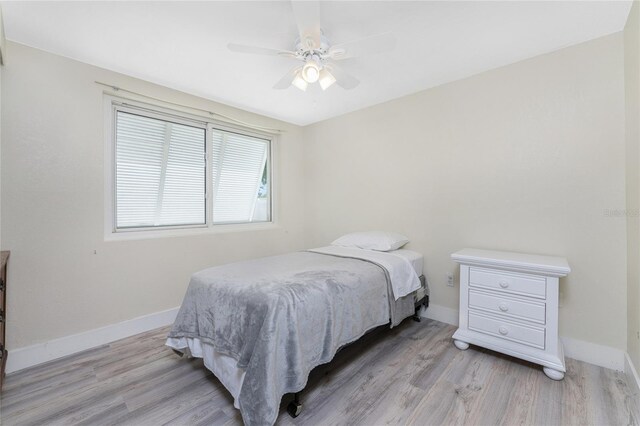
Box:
104 95 277 241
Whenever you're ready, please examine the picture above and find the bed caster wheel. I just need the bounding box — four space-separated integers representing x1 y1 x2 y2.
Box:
287 400 302 418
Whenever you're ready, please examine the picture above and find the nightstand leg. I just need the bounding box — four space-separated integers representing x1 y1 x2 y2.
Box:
543 367 565 380
453 339 469 350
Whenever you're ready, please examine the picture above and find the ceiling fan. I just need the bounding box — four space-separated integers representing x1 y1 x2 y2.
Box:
227 1 396 91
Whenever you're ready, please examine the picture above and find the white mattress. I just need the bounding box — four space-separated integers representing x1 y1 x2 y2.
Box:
389 248 424 276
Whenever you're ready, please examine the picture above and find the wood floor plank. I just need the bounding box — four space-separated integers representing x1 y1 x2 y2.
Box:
2 318 637 426
163 402 230 426
1 367 98 418
121 376 225 425
406 377 461 425
2 345 110 392
74 402 130 426
496 359 540 426
439 349 498 425
532 362 564 425
292 322 450 425
590 364 633 426
122 361 212 412
276 323 428 424
355 326 464 425
623 364 640 426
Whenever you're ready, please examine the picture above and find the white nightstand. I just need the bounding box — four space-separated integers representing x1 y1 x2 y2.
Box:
451 248 571 380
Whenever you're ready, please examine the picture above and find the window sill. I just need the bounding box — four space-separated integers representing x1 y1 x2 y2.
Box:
104 221 281 242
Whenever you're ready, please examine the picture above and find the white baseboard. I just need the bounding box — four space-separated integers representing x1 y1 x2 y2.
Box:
561 336 625 371
6 302 628 375
6 306 180 374
421 303 625 371
625 352 640 395
419 303 459 326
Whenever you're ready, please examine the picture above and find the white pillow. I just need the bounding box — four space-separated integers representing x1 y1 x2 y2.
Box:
331 231 409 252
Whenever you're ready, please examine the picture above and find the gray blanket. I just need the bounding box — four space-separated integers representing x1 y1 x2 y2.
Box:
167 251 415 425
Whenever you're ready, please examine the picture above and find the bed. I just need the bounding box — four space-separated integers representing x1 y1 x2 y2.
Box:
166 241 427 426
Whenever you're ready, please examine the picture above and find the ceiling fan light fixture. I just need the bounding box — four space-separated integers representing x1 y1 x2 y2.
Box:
319 68 336 90
292 71 308 91
301 57 321 83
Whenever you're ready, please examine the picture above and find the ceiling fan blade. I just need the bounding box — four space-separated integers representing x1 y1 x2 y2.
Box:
291 1 321 51
273 66 302 89
228 43 297 59
328 32 396 60
327 64 360 90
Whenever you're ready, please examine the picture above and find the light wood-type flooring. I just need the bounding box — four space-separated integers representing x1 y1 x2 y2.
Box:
2 319 638 425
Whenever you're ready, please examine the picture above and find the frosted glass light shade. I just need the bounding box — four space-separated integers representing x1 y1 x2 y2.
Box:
319 68 336 90
292 72 308 91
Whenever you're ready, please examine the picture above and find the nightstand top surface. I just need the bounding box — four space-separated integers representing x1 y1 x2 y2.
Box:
451 248 570 277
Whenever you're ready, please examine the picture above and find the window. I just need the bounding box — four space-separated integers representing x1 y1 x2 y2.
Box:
211 129 271 224
115 111 206 229
109 100 272 234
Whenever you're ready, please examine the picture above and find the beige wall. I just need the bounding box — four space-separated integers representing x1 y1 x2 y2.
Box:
1 31 632 355
0 42 306 349
304 34 628 350
0 49 2 250
626 0 640 368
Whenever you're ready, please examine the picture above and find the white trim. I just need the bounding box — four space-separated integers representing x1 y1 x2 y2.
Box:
6 307 180 374
7 302 627 375
104 221 282 242
95 82 284 135
625 352 640 395
561 336 625 371
420 303 625 371
420 303 459 326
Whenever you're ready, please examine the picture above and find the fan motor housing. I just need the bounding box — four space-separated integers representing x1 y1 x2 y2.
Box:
295 33 331 57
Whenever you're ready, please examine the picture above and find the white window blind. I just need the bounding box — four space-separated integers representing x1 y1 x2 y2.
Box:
115 110 206 229
211 129 270 224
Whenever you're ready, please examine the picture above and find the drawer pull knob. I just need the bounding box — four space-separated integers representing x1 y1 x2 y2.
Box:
498 326 509 335
499 280 509 288
498 303 509 312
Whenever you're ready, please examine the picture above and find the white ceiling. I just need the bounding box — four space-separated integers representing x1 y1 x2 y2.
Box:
1 1 632 126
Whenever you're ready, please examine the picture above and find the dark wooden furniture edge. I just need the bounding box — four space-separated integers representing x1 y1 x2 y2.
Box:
1 250 9 392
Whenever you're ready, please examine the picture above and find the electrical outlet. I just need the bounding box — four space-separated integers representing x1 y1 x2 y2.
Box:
446 273 454 287
637 331 639 340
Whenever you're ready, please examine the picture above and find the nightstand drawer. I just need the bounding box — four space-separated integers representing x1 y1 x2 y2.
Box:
468 311 545 349
469 268 546 299
469 289 546 324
